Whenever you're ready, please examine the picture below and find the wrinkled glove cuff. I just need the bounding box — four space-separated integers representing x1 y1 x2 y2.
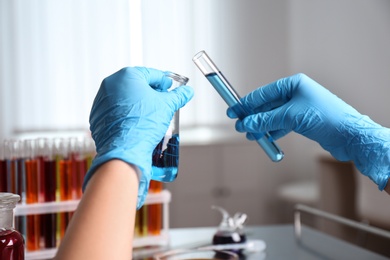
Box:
344 117 390 190
82 149 151 208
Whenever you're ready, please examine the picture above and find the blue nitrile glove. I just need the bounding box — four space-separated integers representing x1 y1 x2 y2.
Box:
227 73 390 190
83 67 194 208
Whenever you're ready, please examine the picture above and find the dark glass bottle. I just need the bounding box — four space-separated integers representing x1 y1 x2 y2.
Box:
212 206 247 255
0 192 24 260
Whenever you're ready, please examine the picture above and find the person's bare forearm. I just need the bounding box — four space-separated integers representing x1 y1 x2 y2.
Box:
54 160 139 260
385 181 390 195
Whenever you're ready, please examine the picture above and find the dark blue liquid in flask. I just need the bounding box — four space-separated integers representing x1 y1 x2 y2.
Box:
193 50 283 162
151 72 189 182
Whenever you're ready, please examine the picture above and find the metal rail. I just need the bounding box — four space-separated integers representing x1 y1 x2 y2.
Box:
294 204 390 240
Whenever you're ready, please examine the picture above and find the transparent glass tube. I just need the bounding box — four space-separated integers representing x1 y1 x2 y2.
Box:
3 140 19 195
148 180 163 236
151 72 189 182
37 138 57 249
0 144 6 192
192 50 284 162
24 139 41 251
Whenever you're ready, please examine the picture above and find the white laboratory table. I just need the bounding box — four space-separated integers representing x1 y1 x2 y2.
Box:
135 224 389 260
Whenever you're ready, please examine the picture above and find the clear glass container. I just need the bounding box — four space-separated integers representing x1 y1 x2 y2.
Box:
151 72 189 182
37 138 57 249
193 50 284 162
0 143 6 192
0 192 24 259
153 248 239 260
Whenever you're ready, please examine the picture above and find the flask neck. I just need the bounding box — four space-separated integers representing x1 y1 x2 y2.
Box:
0 193 20 229
0 209 14 229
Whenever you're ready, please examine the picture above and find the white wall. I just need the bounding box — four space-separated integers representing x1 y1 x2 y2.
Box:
289 0 390 125
140 0 291 126
166 0 390 228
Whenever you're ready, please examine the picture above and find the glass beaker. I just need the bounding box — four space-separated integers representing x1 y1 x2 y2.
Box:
153 248 239 260
151 72 189 182
0 192 24 260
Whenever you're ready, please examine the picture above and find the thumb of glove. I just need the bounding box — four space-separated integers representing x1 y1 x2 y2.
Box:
166 85 194 111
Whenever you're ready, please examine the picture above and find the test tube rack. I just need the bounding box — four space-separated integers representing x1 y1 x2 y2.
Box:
1 137 171 259
16 190 171 260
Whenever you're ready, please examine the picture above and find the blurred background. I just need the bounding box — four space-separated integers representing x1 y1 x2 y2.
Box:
1 0 390 254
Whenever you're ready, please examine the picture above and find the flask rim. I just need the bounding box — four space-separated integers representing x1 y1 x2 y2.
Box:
165 71 189 85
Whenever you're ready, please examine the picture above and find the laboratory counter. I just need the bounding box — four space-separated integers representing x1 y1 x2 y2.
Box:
138 224 389 260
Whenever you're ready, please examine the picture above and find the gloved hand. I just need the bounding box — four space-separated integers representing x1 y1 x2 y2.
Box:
227 73 390 190
83 67 194 208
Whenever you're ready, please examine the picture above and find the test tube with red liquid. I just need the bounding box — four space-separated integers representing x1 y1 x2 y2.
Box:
38 138 57 248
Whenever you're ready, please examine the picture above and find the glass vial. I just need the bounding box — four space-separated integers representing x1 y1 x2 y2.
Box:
151 72 189 182
0 144 6 192
24 139 40 251
37 138 57 248
147 180 163 235
0 192 24 260
193 50 284 162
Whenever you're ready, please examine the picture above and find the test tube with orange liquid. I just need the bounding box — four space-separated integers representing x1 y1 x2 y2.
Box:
24 139 40 251
148 180 163 236
54 138 71 243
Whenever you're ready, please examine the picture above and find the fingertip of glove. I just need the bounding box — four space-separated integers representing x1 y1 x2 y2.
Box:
134 66 170 89
246 132 256 141
183 85 195 98
235 120 245 132
175 85 194 103
226 108 237 118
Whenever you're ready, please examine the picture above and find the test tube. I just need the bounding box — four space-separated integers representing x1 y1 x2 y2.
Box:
73 139 87 200
83 137 95 170
54 138 71 243
0 144 6 192
24 139 41 251
69 137 79 200
192 50 284 162
38 138 57 248
4 139 18 194
148 180 163 235
135 205 148 237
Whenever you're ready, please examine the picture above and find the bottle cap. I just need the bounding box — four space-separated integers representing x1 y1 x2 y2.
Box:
0 193 20 209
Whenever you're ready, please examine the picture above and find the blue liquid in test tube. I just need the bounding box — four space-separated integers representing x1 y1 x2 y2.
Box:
192 50 284 162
